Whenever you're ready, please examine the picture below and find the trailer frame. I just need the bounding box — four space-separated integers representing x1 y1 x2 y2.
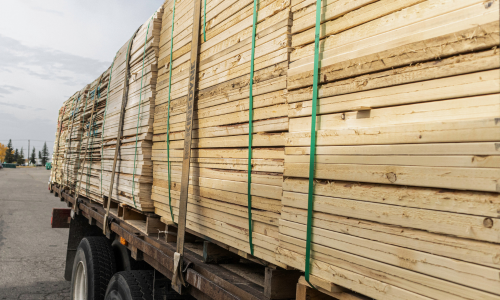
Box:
50 183 305 300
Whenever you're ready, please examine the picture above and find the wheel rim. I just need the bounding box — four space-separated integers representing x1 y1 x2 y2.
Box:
73 261 87 300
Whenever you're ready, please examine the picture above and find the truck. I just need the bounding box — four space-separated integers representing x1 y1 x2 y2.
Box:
49 183 310 300
48 0 500 299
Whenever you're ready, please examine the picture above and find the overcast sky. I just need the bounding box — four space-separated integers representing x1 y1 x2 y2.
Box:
0 0 164 156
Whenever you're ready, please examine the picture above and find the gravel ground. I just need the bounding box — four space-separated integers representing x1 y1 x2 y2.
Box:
0 168 70 300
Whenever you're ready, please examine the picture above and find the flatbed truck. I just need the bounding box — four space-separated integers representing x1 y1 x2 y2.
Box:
49 183 307 300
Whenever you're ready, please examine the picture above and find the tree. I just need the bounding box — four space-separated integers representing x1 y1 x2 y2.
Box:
41 142 50 165
0 143 6 163
17 147 25 165
13 149 19 165
30 147 36 165
4 139 14 163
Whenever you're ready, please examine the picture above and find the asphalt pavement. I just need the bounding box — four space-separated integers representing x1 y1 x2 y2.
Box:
0 168 70 300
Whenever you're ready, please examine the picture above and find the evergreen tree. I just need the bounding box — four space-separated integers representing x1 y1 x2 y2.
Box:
41 142 50 165
30 147 36 165
4 139 14 163
17 148 25 165
13 149 19 165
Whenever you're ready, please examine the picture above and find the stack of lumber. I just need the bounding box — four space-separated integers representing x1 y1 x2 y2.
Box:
75 69 111 202
276 0 500 299
61 85 90 192
100 7 164 211
50 97 73 185
151 0 292 266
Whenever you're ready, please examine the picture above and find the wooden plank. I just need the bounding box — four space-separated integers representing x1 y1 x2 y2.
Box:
152 187 280 226
291 0 416 38
154 174 283 199
278 240 496 300
290 0 495 65
285 142 500 156
288 94 500 132
285 118 500 147
285 154 500 168
288 69 500 116
281 191 500 242
202 241 240 264
279 221 500 296
288 13 499 89
154 200 279 241
264 268 301 299
153 181 281 213
153 163 283 186
155 206 287 268
153 147 285 159
276 248 431 300
282 176 500 218
281 206 500 269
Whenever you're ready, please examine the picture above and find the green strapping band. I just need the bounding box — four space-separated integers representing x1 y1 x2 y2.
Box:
76 90 91 194
100 52 118 196
86 88 97 196
305 0 322 286
203 0 207 42
131 16 154 208
75 91 89 180
167 0 177 224
247 0 258 256
65 94 79 188
67 93 81 189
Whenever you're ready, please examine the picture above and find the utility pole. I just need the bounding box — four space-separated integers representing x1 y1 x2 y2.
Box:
28 140 30 166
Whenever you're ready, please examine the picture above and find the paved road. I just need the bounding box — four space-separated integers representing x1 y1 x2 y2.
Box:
0 168 70 300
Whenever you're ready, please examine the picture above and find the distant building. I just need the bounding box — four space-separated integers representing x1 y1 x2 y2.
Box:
34 158 52 166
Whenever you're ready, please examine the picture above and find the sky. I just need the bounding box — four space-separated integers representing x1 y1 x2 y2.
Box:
0 0 164 157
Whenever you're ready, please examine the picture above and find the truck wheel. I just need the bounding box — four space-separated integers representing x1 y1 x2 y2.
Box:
105 270 186 300
71 236 116 300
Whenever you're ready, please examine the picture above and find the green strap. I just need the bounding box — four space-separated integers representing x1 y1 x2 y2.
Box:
167 0 177 224
65 94 78 188
305 0 322 286
74 90 91 198
100 53 118 195
76 91 91 181
131 16 154 208
66 93 81 189
203 0 207 42
53 103 67 184
86 85 101 196
247 0 258 256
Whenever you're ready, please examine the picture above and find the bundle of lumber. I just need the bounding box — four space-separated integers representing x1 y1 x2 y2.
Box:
151 0 292 266
99 7 164 211
60 85 90 193
276 0 500 299
74 69 111 202
51 97 73 185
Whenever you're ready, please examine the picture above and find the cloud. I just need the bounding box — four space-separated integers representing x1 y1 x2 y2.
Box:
32 7 64 17
0 101 29 110
0 100 45 111
0 35 111 87
0 85 23 97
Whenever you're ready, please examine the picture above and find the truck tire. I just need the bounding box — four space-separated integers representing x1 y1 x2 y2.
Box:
71 236 116 300
105 270 187 300
111 240 152 272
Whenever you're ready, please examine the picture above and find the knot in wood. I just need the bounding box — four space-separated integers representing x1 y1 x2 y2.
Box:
483 217 494 228
386 172 397 183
